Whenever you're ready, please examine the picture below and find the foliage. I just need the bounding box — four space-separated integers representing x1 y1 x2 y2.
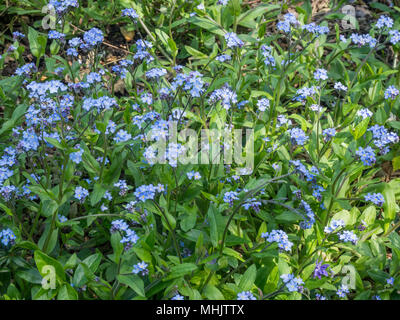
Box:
0 0 400 300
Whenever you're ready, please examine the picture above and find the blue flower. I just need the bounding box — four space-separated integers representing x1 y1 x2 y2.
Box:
171 294 184 300
122 8 139 21
83 27 104 47
134 184 157 202
132 261 149 276
12 31 25 40
294 85 318 103
68 37 82 47
70 146 84 164
313 260 329 279
384 85 399 100
324 219 345 233
14 63 36 77
0 228 16 246
209 84 237 110
356 108 372 119
322 128 336 141
260 45 275 66
300 200 315 229
281 274 304 292
58 215 68 223
146 68 167 79
237 291 257 300
338 230 358 244
334 82 347 91
288 128 309 146
261 229 293 252
389 30 400 45
20 129 39 151
314 68 328 81
114 129 132 143
223 191 239 207
120 229 139 250
257 98 270 112
48 30 65 40
49 0 79 15
224 32 244 48
187 171 201 180
355 146 376 166
376 15 393 29
364 193 385 207
242 198 261 212
350 33 377 48
110 219 129 233
315 293 327 300
387 277 394 286
114 180 129 196
74 186 89 202
336 284 350 298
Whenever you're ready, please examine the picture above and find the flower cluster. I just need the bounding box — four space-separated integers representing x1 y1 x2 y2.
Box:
288 128 309 146
338 231 358 245
313 260 329 279
241 198 261 212
355 146 376 166
237 291 257 300
187 171 201 180
132 261 149 276
261 229 293 252
280 274 304 292
350 33 377 48
336 284 350 298
224 32 244 48
314 68 328 81
257 98 270 112
74 186 89 203
134 184 164 202
364 193 385 207
122 8 139 21
324 219 345 233
223 191 239 207
276 13 299 33
0 228 16 246
209 85 238 110
384 85 399 100
171 71 205 98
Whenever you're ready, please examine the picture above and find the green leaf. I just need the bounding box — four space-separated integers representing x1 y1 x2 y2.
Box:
165 263 198 280
393 155 400 172
239 264 257 291
28 27 47 59
184 45 208 59
383 184 396 233
203 284 225 300
0 203 13 216
351 118 369 140
117 274 145 297
57 284 78 300
90 184 107 206
237 4 280 28
189 17 225 36
34 250 66 282
45 137 64 150
207 204 219 248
